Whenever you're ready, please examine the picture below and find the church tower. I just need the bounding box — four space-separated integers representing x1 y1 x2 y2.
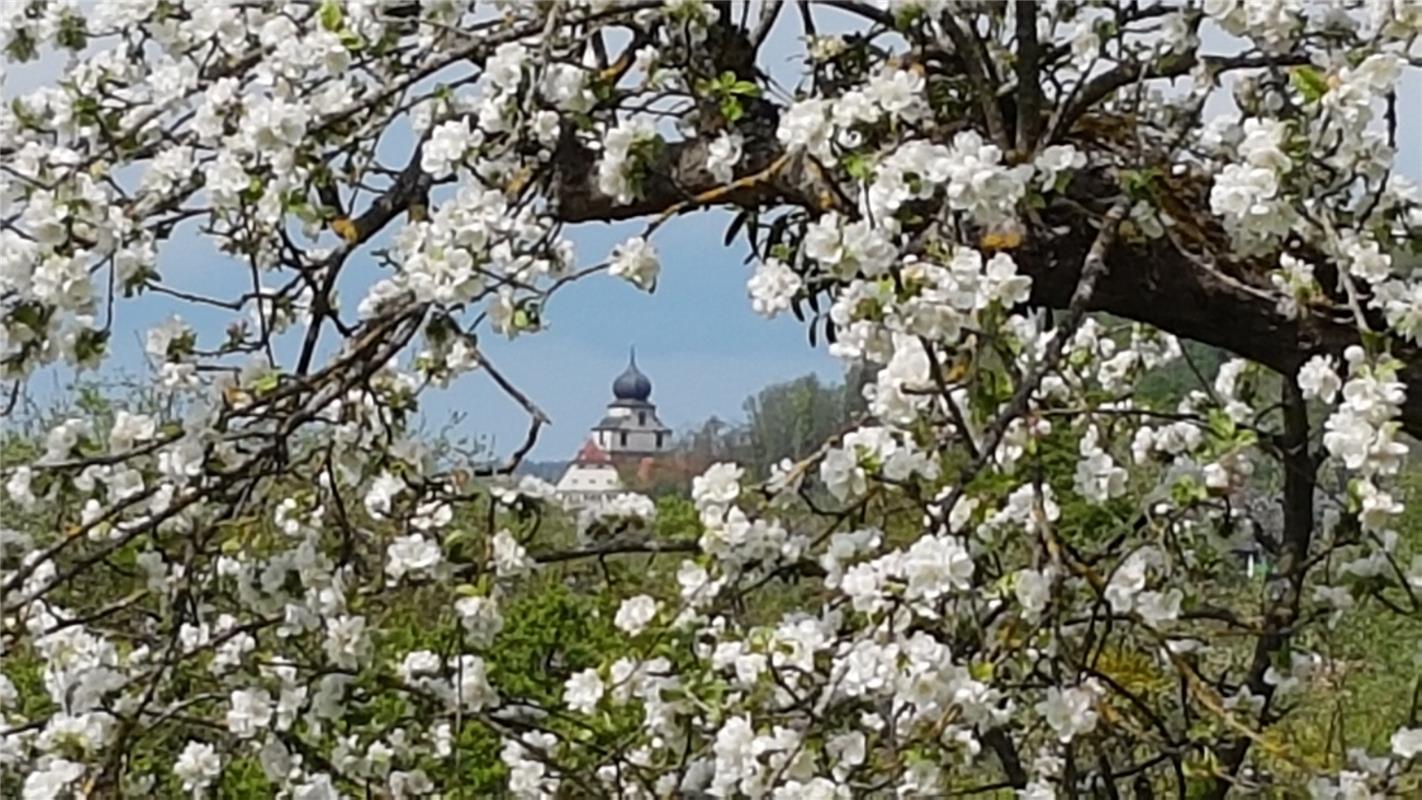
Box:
556 348 672 506
591 348 672 458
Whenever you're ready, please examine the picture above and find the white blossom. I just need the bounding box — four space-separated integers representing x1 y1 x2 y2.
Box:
422 118 477 178
692 462 743 514
1298 355 1342 403
1034 144 1086 188
615 594 659 636
492 529 534 578
386 534 443 582
747 259 802 318
1039 684 1099 743
563 668 604 714
23 760 85 800
706 132 743 183
365 471 406 518
1393 727 1422 758
226 689 273 739
609 236 660 292
4 7 1421 798
778 98 833 157
598 118 660 204
174 741 222 793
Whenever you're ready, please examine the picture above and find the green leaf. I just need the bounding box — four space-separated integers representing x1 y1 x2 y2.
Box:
251 371 281 395
843 152 874 181
1291 66 1329 103
724 211 749 246
319 0 344 32
893 6 924 29
11 302 49 332
286 199 321 224
730 80 761 98
1207 408 1236 440
719 96 744 123
1171 475 1206 506
10 98 39 129
242 176 265 204
5 29 37 63
1121 167 1162 200
56 14 87 52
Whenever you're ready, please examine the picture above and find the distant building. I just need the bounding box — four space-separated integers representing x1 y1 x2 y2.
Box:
554 439 621 506
556 349 672 506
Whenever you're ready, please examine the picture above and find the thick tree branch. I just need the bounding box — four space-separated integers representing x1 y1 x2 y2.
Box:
550 129 825 222
941 13 1012 150
1014 0 1044 151
548 137 1422 442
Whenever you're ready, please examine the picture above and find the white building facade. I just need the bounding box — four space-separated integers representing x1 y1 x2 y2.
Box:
554 440 622 506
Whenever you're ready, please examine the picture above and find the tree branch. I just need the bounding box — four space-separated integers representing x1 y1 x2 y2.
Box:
533 539 699 565
1208 374 1316 795
941 13 1012 150
1014 0 1044 151
545 105 1422 447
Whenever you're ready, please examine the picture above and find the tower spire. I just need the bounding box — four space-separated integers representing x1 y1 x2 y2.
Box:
629 344 637 367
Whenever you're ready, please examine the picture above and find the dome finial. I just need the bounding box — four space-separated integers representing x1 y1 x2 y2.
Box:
629 344 637 367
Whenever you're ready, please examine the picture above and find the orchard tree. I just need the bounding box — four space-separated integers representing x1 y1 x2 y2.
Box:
5 0 1422 797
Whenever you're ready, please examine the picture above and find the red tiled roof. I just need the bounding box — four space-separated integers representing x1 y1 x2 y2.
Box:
573 439 612 465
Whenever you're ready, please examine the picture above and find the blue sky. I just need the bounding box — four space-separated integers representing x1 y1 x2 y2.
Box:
14 172 844 459
138 177 844 459
7 14 1422 460
439 215 842 458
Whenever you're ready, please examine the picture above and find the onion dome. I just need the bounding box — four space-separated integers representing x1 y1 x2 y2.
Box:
612 347 652 401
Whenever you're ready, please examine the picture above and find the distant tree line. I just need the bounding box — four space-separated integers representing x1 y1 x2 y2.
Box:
540 337 1221 496
672 367 869 480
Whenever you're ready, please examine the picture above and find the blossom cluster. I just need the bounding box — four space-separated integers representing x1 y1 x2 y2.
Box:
5 1 1422 798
